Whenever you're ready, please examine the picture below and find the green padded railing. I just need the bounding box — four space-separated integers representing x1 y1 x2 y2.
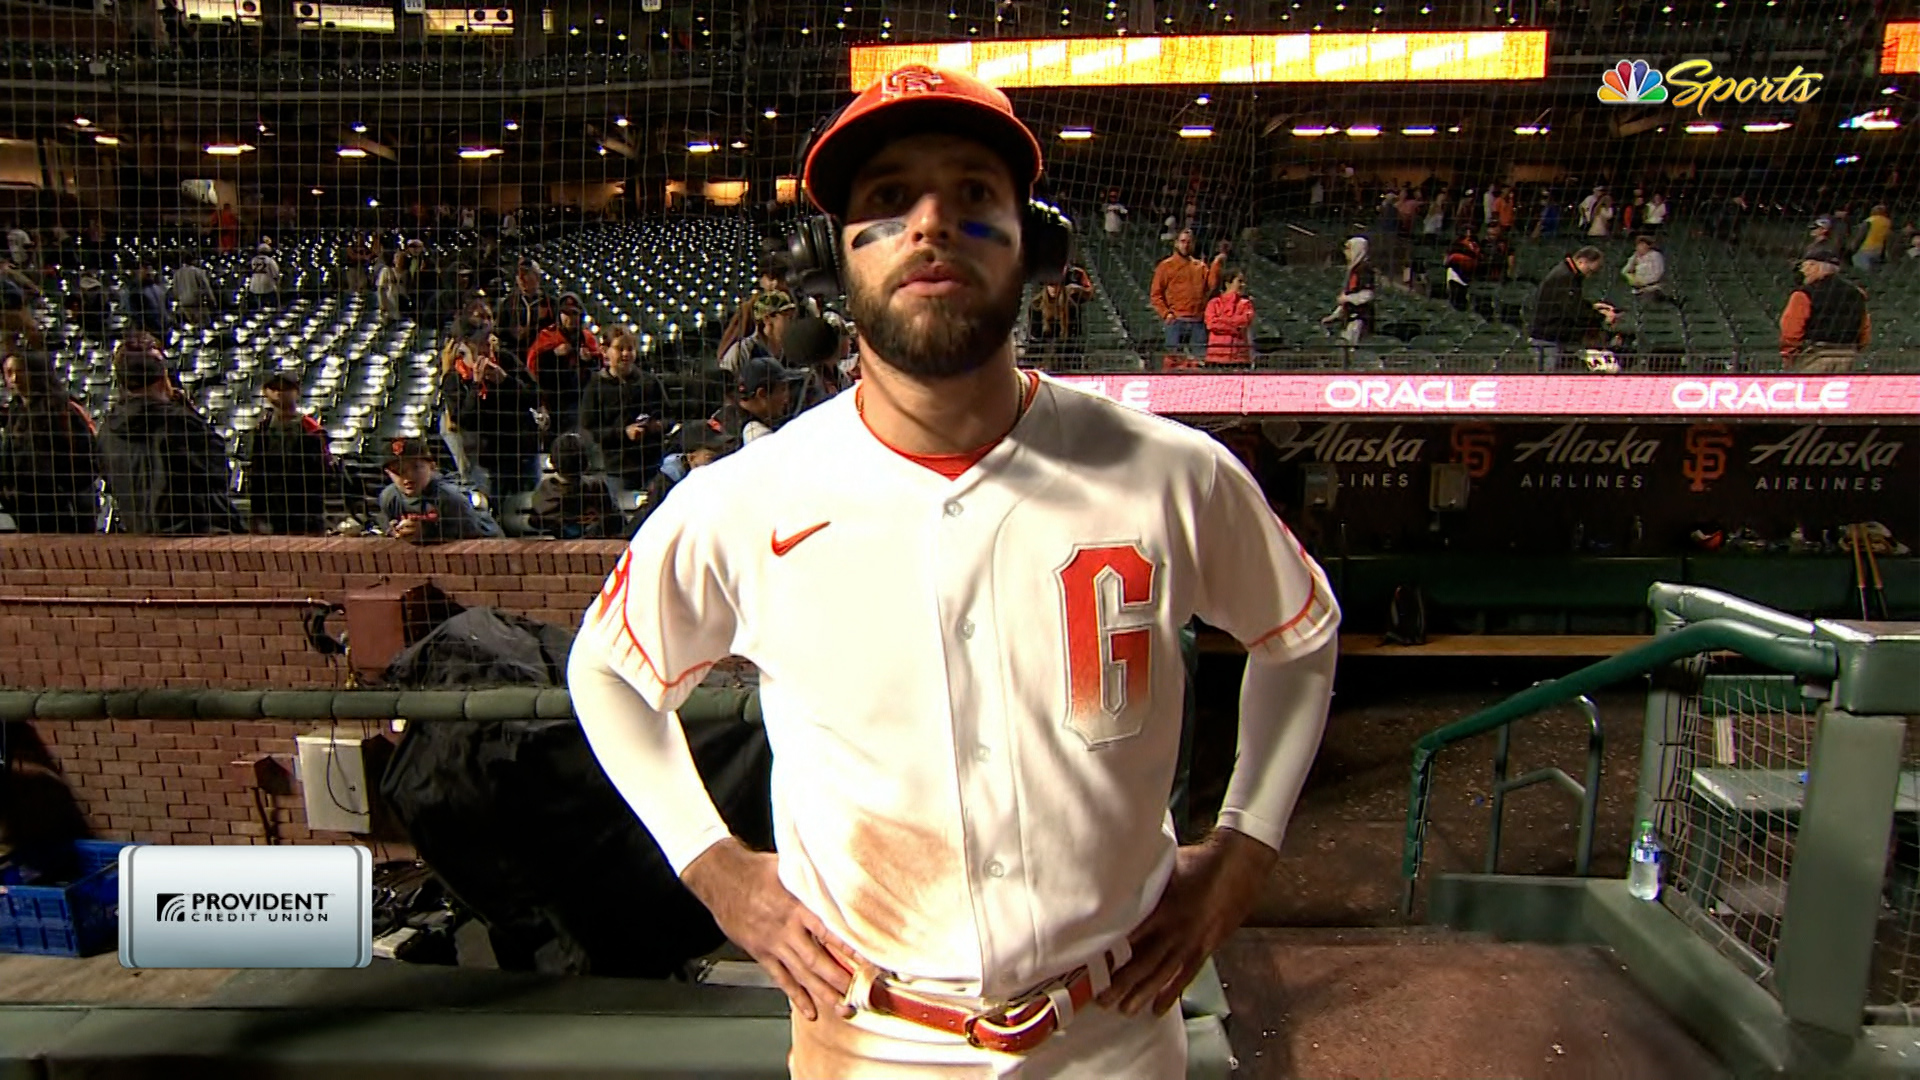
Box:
1398 587 1840 916
0 686 761 726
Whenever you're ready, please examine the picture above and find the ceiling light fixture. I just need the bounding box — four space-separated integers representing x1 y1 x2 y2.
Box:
1685 122 1720 134
93 134 121 146
351 122 368 133
204 143 255 155
1742 120 1791 133
1179 125 1214 138
1514 124 1548 135
1059 127 1094 140
458 147 504 159
1347 125 1382 137
614 116 629 127
687 140 718 153
74 117 92 127
337 146 368 158
311 188 324 195
1401 125 1436 135
1291 125 1338 136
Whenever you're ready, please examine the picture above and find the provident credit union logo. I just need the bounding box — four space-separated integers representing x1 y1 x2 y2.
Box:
1599 58 1822 111
121 845 371 968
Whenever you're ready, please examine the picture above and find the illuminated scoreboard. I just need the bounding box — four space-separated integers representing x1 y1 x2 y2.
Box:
850 30 1551 90
1885 22 1920 74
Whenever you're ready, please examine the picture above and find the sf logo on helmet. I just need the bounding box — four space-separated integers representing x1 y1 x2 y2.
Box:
390 438 409 459
882 65 946 100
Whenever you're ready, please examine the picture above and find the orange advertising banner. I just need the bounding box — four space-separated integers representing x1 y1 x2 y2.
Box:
849 30 1550 90
1884 22 1920 74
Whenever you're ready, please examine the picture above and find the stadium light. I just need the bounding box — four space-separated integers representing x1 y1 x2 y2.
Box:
1346 125 1382 137
731 139 748 149
1178 125 1214 138
1513 124 1548 135
687 140 718 153
505 120 520 131
351 122 368 133
763 108 779 119
1059 127 1094 140
1885 86 1900 95
310 188 324 195
1401 126 1436 135
1836 154 1862 165
1195 95 1210 105
367 198 378 207
1292 125 1338 136
1685 122 1721 134
74 116 92 127
614 117 629 127
1742 120 1792 133
204 143 254 155
337 146 369 158
1841 109 1900 130
93 134 121 146
458 147 504 159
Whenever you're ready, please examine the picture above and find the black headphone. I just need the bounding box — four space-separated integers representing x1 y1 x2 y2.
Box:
785 201 1074 300
781 104 1076 299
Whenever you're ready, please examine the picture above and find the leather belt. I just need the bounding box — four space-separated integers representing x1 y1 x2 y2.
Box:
842 940 1131 1056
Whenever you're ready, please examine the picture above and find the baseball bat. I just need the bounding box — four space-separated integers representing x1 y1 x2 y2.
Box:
1848 524 1871 621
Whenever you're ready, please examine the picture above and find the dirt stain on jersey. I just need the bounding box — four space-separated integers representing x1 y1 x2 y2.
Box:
839 813 958 960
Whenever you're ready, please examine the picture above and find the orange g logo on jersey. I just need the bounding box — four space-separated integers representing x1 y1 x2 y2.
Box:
1058 544 1158 748
594 549 633 624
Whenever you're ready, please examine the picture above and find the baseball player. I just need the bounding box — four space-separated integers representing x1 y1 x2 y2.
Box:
568 63 1339 1079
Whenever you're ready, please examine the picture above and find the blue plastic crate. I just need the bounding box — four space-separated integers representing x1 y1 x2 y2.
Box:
0 840 134 957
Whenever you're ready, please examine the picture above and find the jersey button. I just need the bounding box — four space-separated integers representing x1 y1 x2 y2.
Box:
985 860 1005 879
943 499 964 518
973 744 992 763
959 619 975 640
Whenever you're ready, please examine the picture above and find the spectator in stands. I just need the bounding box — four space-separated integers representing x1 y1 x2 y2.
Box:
1026 274 1091 366
1907 231 1920 263
1443 224 1480 311
376 436 501 543
1578 186 1605 231
1103 190 1128 237
500 211 521 244
1150 229 1225 361
1370 193 1402 283
499 258 556 356
1527 246 1618 372
0 261 42 351
1621 235 1668 303
579 326 669 495
1714 194 1750 246
240 371 335 536
170 254 215 327
97 354 244 536
343 234 373 294
1644 193 1669 233
446 321 547 502
1780 249 1870 374
1321 236 1377 345
526 292 601 431
1804 217 1842 263
1494 187 1517 231
127 266 172 336
67 270 108 344
246 243 281 312
376 252 402 323
4 224 30 270
1203 270 1256 366
1534 192 1562 239
398 239 430 314
529 431 623 540
212 204 239 253
1480 224 1516 284
1855 204 1893 271
1422 189 1448 237
0 351 97 534
1585 194 1615 239
716 355 800 445
718 263 790 361
639 419 737 530
718 291 797 373
784 314 852 414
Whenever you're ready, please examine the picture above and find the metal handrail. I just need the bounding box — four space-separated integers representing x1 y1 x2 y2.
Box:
1485 693 1603 878
1400 616 1838 917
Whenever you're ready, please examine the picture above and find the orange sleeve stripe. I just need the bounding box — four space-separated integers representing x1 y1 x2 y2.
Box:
613 612 718 694
1244 582 1328 650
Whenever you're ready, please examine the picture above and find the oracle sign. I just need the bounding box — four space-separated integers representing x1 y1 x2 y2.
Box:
1051 374 1920 418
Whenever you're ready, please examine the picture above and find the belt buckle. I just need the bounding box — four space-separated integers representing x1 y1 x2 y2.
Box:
962 1013 989 1050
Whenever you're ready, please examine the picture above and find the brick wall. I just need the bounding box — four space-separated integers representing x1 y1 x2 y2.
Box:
21 719 386 849
1 536 625 849
0 535 626 691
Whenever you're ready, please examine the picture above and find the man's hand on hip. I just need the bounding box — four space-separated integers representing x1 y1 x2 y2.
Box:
680 838 862 1022
1098 827 1278 1017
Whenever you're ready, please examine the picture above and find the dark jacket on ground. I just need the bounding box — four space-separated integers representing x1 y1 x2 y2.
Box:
97 394 245 536
1528 259 1604 344
529 474 623 539
578 368 670 483
0 392 97 533
376 476 502 541
241 412 336 535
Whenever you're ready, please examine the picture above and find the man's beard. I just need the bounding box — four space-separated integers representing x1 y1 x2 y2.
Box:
845 249 1023 380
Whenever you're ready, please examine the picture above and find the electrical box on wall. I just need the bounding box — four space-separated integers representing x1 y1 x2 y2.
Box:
1430 463 1472 511
295 730 385 834
1302 463 1340 510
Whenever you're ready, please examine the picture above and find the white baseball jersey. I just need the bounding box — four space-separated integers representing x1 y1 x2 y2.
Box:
572 371 1338 1002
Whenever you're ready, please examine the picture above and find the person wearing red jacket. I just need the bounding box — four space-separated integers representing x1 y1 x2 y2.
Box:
1203 270 1255 366
525 292 603 430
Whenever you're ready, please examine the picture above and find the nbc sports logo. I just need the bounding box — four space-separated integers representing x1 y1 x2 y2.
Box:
1598 60 1667 103
156 893 188 922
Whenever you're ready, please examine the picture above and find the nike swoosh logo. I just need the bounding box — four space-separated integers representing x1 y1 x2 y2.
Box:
771 522 831 557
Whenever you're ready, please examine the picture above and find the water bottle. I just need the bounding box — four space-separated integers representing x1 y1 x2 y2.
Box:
1629 820 1663 901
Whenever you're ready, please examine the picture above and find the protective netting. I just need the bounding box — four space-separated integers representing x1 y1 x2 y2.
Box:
0 4 1914 538
1650 660 1920 1012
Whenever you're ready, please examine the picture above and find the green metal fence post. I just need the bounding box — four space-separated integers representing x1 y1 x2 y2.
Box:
1772 709 1907 1037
